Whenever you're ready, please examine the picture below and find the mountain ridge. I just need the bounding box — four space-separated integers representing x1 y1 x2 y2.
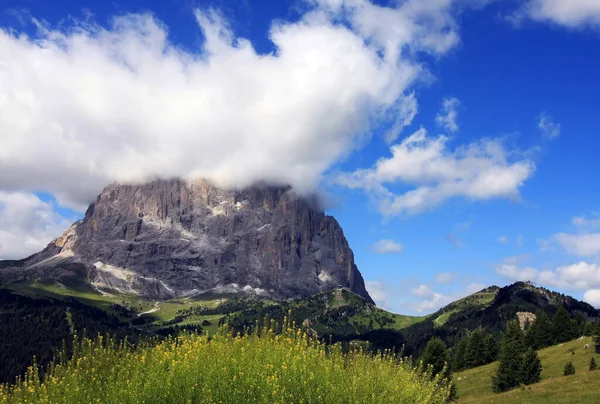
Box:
0 179 373 303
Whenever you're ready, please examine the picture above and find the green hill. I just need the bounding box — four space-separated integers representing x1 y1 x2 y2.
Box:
455 336 600 403
0 323 450 403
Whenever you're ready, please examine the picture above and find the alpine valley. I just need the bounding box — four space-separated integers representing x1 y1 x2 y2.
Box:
0 180 598 386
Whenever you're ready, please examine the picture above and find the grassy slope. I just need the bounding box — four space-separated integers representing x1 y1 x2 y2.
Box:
455 336 600 403
6 282 424 336
434 290 498 326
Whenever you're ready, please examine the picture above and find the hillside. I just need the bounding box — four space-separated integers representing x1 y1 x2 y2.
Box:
455 336 600 403
0 282 422 382
0 323 450 404
361 282 599 358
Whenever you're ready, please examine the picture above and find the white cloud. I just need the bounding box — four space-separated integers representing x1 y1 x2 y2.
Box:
572 215 600 229
497 235 509 244
538 113 561 139
497 261 600 297
0 1 462 210
435 97 460 132
554 233 600 256
583 289 600 308
411 284 435 298
337 128 535 216
497 264 540 282
414 292 455 313
365 280 390 309
0 192 70 260
411 283 485 313
435 272 457 284
370 239 404 254
514 0 600 28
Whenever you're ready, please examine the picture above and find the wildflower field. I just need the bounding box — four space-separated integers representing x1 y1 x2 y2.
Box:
0 319 450 404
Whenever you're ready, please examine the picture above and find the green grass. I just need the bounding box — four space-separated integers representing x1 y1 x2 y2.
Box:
0 322 451 404
7 281 152 318
434 291 497 327
455 337 600 403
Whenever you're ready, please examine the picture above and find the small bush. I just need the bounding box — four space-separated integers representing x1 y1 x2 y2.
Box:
563 361 576 376
590 357 597 371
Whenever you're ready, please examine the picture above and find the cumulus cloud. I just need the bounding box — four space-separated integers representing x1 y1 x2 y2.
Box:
336 128 535 216
513 0 600 28
0 0 464 211
497 263 540 282
365 280 390 309
435 97 461 132
583 289 600 308
497 260 600 299
370 239 404 254
411 284 435 298
0 192 70 260
538 113 561 139
435 272 458 284
554 233 600 256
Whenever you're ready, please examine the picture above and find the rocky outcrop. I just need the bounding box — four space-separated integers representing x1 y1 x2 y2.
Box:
0 179 373 303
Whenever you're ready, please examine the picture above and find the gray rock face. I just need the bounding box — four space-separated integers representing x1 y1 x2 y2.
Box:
1 179 373 303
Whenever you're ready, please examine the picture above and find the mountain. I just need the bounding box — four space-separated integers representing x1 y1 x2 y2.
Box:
359 281 599 357
0 179 372 303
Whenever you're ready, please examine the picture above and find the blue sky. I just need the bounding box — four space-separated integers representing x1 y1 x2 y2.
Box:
1 0 599 314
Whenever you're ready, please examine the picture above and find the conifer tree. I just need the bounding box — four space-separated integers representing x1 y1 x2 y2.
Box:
452 336 468 372
563 361 575 376
421 337 458 401
594 326 600 354
521 348 542 385
583 321 595 337
574 312 586 336
590 357 597 371
465 329 486 368
553 306 576 343
492 340 522 393
504 319 526 356
532 311 554 349
421 337 450 377
484 333 499 364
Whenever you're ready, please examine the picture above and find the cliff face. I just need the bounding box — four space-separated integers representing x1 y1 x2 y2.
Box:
2 179 373 303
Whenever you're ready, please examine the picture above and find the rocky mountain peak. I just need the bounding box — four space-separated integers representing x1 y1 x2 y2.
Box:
1 179 373 303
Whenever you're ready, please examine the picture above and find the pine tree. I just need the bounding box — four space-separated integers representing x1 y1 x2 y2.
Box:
465 329 486 368
492 340 522 393
594 327 600 354
421 337 458 401
589 357 597 371
452 336 468 372
553 306 577 343
504 320 526 356
533 311 554 349
421 337 450 377
484 333 499 364
521 348 542 385
563 361 575 376
574 312 586 336
583 321 595 337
